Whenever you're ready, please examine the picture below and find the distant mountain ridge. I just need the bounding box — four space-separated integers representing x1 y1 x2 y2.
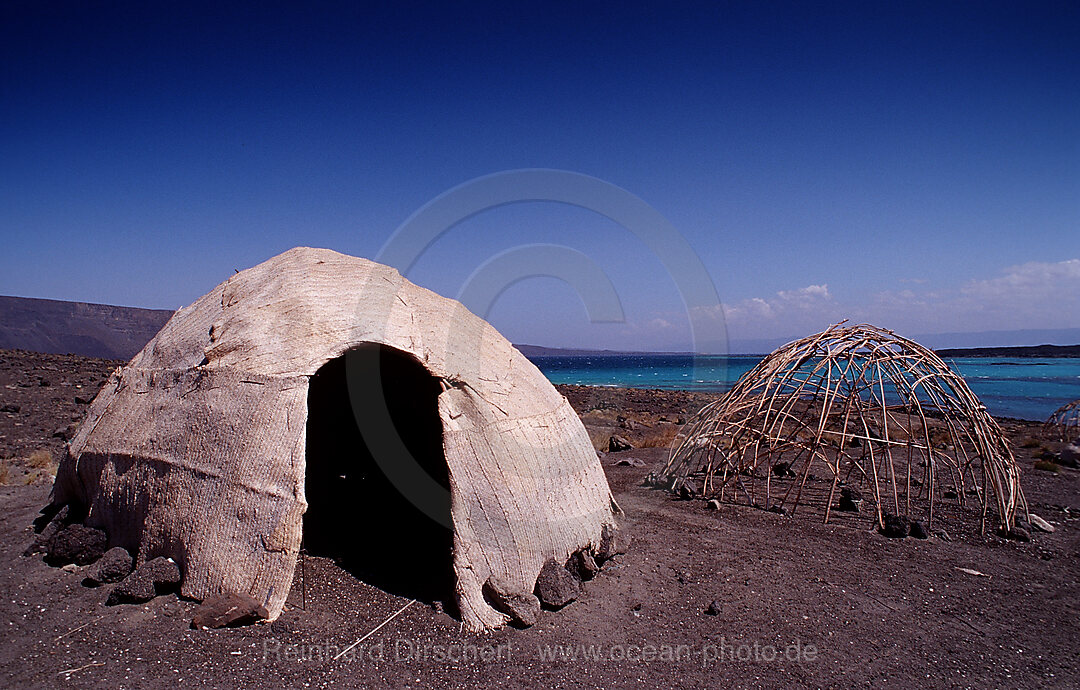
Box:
1 295 1077 362
0 296 173 360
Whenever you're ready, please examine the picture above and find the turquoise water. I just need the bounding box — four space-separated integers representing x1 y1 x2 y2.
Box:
528 354 1080 421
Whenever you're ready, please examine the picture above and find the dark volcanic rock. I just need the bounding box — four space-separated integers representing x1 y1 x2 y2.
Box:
44 524 107 566
608 435 633 452
675 477 699 500
880 514 909 539
772 462 795 478
840 487 862 501
0 404 19 413
83 547 133 586
106 557 181 605
484 577 541 628
705 600 722 616
1001 526 1032 543
908 520 928 540
534 560 582 609
569 548 599 581
107 572 157 605
191 592 268 629
143 557 182 592
838 487 862 512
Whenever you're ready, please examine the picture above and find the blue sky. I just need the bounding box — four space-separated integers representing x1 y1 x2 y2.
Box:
2 1 1077 352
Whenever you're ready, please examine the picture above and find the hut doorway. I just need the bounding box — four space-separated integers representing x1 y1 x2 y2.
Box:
303 344 454 604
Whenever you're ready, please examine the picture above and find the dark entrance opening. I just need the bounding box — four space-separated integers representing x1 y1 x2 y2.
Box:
303 344 453 605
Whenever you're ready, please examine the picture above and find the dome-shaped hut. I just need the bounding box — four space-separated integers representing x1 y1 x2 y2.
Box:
660 323 1024 534
46 247 619 631
1046 399 1080 442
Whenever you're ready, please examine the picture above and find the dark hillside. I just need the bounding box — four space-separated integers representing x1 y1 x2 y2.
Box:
0 296 172 360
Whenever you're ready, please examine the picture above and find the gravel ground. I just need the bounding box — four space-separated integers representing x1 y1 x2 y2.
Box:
1 350 1077 689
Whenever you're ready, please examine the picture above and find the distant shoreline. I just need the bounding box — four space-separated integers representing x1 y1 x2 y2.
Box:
519 343 1080 359
933 344 1080 359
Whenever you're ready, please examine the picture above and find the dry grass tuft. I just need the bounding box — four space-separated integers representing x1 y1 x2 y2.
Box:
636 424 680 449
0 461 11 486
23 469 53 485
1033 460 1060 473
588 429 612 452
27 449 54 469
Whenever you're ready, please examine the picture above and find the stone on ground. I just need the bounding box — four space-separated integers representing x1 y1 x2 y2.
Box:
106 557 181 605
534 560 582 609
597 523 632 562
608 435 634 452
676 478 699 500
83 547 133 586
880 514 908 539
1029 514 1055 533
1001 526 1031 542
838 487 862 512
44 523 108 566
484 577 541 628
191 592 269 629
908 520 928 539
569 548 599 581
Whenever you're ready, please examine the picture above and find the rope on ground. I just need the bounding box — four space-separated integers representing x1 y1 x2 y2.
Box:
333 599 416 660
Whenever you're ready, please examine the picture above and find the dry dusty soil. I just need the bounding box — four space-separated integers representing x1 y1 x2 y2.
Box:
0 350 1077 689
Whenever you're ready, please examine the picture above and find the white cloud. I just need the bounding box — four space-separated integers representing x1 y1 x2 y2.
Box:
719 283 838 340
777 284 830 302
959 259 1080 303
724 284 832 322
854 259 1080 334
616 260 1080 352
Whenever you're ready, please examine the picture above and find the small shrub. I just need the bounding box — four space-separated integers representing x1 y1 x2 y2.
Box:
27 449 54 469
1019 437 1041 449
0 462 10 486
1033 460 1060 473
